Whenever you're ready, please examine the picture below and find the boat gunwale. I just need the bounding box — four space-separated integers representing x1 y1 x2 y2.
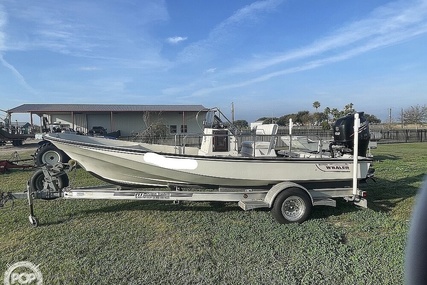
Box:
45 134 373 163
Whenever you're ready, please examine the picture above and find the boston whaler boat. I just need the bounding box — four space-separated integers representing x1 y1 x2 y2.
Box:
23 108 374 225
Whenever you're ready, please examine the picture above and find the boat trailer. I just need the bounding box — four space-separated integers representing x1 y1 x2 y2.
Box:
2 159 370 227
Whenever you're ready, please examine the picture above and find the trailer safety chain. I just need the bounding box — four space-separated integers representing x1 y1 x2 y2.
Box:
68 160 78 188
0 191 15 209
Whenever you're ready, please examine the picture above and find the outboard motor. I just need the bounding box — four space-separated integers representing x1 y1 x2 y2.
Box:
330 112 370 157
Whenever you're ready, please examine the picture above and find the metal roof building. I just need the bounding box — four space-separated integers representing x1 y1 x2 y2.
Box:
8 104 207 114
7 104 208 137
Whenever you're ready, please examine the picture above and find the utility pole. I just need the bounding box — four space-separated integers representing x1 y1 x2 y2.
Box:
231 102 235 123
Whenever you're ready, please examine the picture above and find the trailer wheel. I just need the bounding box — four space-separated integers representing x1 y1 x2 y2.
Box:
29 215 39 227
271 188 312 224
34 143 70 167
28 169 69 193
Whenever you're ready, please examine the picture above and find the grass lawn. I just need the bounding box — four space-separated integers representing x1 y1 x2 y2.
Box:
1 143 426 284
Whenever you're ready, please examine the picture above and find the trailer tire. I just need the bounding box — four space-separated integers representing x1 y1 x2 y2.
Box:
28 169 69 193
34 143 70 167
29 215 39 227
271 188 312 224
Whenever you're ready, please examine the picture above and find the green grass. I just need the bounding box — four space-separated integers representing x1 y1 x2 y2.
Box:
1 143 426 284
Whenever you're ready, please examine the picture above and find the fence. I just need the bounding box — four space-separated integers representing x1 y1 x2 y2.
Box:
277 127 427 144
125 127 427 146
376 129 427 143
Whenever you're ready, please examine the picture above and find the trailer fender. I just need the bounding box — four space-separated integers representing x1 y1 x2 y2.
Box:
264 182 313 208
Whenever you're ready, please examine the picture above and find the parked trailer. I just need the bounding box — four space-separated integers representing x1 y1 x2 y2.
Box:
0 128 34 146
0 160 33 174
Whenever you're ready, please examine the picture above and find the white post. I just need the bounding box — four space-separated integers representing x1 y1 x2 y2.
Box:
352 113 360 196
289 118 293 152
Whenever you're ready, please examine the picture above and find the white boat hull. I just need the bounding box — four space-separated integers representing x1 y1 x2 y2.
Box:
44 133 372 188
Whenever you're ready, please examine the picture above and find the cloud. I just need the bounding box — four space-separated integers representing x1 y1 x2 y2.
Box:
79 66 101 71
0 4 6 51
0 0 173 89
229 0 427 74
190 0 427 97
205 68 217 73
2 1 168 58
218 0 282 27
167 36 187 44
0 5 37 93
177 0 283 63
0 54 37 94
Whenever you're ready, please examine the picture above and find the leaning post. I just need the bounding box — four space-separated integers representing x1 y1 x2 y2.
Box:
352 113 360 196
288 118 293 152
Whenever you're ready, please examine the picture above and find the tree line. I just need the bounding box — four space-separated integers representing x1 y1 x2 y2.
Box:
233 102 427 130
400 105 427 127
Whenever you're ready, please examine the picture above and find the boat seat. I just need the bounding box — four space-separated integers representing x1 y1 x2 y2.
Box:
254 124 278 136
241 124 278 157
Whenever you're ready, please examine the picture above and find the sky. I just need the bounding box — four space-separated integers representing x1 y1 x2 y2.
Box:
1 0 427 123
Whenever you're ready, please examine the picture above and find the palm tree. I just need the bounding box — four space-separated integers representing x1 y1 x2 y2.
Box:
313 101 321 111
344 103 354 113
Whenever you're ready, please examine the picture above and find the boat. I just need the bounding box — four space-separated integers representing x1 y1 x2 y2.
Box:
18 109 374 226
42 109 373 189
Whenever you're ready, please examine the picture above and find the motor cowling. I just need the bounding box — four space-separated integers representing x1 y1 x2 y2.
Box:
331 112 370 157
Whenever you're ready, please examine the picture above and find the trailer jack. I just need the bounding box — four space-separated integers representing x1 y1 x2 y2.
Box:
27 188 38 227
25 162 75 227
